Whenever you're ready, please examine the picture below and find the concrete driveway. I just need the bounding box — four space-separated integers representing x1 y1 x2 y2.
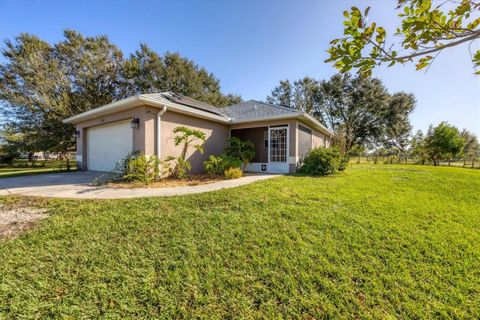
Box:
0 171 277 199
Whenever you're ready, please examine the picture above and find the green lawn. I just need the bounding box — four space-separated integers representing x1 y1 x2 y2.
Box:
0 160 76 178
0 165 479 318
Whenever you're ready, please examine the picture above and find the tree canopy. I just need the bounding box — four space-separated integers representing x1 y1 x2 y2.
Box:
424 122 465 165
0 30 240 157
123 44 241 106
326 0 480 76
267 73 416 153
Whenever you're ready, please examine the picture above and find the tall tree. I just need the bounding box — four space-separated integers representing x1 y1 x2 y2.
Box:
424 122 465 165
267 77 324 121
410 129 429 164
266 80 293 108
327 0 480 76
0 30 126 165
383 93 416 162
0 31 241 161
319 74 415 152
124 45 241 106
267 74 416 153
460 129 480 165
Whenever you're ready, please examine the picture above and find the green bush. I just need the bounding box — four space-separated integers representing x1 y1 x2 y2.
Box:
298 147 344 176
204 154 242 176
225 137 255 167
124 154 160 185
0 152 17 164
339 154 349 171
224 167 243 179
112 151 140 178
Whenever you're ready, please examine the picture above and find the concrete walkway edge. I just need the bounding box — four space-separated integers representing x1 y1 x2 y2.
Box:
0 172 279 199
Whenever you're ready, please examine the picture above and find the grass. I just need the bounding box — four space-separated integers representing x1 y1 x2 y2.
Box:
0 160 76 178
0 164 479 318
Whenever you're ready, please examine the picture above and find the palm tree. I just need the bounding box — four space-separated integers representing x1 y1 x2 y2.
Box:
171 126 206 178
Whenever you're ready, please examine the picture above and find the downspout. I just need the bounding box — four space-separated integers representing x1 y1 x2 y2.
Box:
156 106 167 158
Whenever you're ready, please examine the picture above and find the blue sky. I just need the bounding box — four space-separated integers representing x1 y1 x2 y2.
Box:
1 0 479 135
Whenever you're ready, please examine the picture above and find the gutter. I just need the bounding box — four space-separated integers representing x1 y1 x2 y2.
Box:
230 112 334 137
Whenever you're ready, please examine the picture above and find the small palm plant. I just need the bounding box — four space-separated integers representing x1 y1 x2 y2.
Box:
171 126 206 178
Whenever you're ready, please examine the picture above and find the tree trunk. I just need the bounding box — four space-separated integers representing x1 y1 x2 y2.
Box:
66 156 71 171
448 159 451 166
173 142 189 178
472 159 475 169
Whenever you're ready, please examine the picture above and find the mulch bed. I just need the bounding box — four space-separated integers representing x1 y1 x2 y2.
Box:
107 175 225 189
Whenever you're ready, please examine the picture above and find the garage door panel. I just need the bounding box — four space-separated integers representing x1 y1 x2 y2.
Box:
87 121 133 172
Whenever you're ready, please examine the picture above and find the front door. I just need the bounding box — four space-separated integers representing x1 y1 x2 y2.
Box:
268 126 289 173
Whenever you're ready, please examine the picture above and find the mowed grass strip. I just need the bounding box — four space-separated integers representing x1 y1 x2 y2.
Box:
0 165 479 318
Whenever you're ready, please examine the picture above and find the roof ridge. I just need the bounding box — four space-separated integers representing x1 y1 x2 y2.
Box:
249 99 299 112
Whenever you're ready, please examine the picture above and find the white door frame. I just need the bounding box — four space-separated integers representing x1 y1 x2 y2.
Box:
268 125 289 173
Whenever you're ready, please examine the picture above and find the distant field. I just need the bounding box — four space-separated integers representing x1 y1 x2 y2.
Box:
0 164 479 318
350 156 479 169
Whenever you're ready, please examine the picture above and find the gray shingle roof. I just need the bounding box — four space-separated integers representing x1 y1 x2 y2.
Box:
141 94 297 121
223 100 298 120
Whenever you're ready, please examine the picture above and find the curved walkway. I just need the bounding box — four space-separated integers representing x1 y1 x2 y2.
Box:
0 172 278 199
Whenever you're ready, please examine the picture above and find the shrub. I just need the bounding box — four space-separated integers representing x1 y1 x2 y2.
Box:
124 154 160 185
225 137 255 167
112 151 140 179
204 154 242 176
224 167 243 179
298 147 343 176
339 154 349 171
0 152 17 164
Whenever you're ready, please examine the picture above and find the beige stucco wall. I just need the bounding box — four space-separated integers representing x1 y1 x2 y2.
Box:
160 111 229 173
310 124 332 148
74 105 157 170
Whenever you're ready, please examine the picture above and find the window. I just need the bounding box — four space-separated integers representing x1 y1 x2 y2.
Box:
264 131 268 148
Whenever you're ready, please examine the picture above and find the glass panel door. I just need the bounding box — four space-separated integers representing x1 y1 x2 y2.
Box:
269 127 287 162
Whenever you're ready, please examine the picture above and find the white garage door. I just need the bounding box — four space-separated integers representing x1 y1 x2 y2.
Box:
87 120 133 172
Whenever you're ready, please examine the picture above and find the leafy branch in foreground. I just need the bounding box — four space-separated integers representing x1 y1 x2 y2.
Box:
326 0 480 76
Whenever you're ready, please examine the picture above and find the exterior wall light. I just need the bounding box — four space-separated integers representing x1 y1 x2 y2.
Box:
74 130 80 138
130 117 140 129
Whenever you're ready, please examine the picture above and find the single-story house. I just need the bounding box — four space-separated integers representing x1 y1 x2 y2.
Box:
63 92 334 174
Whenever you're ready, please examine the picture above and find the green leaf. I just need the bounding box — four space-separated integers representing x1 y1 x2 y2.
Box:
468 17 480 29
364 7 370 16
